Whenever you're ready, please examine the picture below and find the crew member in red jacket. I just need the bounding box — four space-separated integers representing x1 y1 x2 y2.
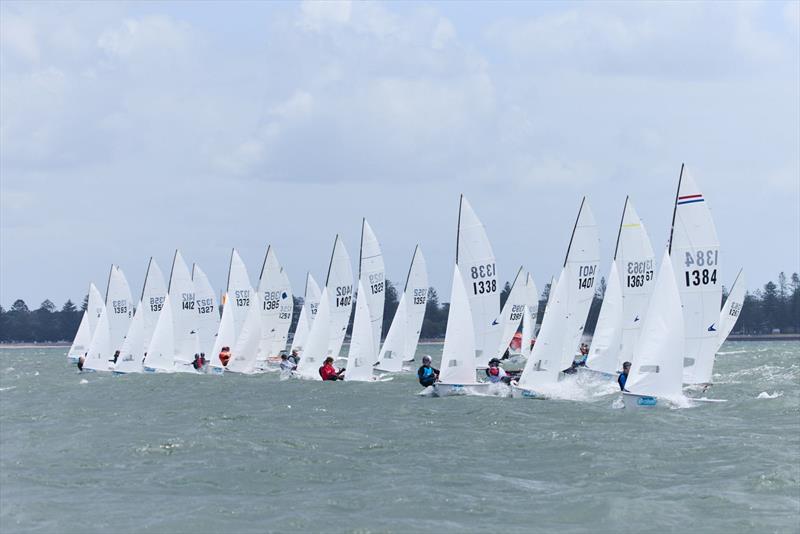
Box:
319 356 344 381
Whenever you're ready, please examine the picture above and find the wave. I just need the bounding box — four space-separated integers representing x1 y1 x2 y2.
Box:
756 391 784 399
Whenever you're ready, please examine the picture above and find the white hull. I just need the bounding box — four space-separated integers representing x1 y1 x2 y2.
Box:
577 367 617 381
431 383 490 397
622 392 659 409
510 384 549 399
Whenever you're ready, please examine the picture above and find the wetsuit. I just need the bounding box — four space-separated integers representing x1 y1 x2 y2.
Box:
417 365 439 387
618 372 628 391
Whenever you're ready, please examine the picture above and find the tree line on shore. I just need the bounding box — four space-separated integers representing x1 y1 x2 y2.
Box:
1 272 798 343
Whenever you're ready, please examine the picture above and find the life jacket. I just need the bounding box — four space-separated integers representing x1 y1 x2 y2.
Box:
219 351 231 366
418 365 436 386
320 364 338 381
486 367 500 377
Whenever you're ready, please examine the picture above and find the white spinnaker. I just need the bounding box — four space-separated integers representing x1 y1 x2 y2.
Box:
106 265 134 355
228 290 263 374
326 235 354 359
115 301 144 373
486 267 526 362
376 246 428 371
456 195 499 366
140 258 168 353
257 246 284 361
716 269 746 353
359 219 385 351
209 294 236 371
616 198 657 367
669 166 722 385
291 273 321 351
586 260 623 374
345 280 377 381
518 199 599 388
439 264 479 385
143 294 176 372
227 249 254 340
83 305 111 371
296 289 331 380
626 250 685 400
518 270 569 388
272 264 293 355
168 251 199 365
67 283 104 361
192 263 220 357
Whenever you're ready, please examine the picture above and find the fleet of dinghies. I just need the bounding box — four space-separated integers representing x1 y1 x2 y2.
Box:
70 165 745 409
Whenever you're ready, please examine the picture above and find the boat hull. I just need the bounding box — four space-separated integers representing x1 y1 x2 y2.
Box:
510 384 548 399
431 383 490 397
622 392 659 409
576 367 617 381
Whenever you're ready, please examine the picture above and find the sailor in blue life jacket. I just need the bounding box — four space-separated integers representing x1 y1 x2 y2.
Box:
417 355 439 387
618 361 631 391
484 358 508 384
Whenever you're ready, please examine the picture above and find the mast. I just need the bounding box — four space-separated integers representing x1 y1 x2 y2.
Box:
325 235 339 286
168 249 179 292
455 194 463 265
403 245 419 293
140 257 154 302
613 197 628 261
104 264 114 305
668 163 684 254
563 197 586 268
225 248 235 293
259 245 272 281
358 219 365 281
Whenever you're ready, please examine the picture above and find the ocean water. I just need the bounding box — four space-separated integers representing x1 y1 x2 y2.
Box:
1 341 798 533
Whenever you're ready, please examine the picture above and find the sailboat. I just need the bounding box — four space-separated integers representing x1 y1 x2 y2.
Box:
67 283 104 363
255 246 293 369
344 280 379 382
82 304 111 372
669 165 722 386
169 251 201 373
209 292 236 375
585 198 656 378
325 235 354 360
432 264 487 396
294 290 331 380
622 250 686 408
512 198 599 398
291 273 321 352
715 269 746 353
143 294 177 373
83 265 133 371
227 289 263 374
192 263 220 358
114 258 167 374
227 249 255 341
376 245 428 372
359 219 386 353
456 195 500 368
485 266 527 362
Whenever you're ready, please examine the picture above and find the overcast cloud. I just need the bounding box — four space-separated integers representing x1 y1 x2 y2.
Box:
1 0 798 308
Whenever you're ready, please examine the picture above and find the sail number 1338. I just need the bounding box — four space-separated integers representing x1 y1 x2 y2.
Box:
471 263 497 295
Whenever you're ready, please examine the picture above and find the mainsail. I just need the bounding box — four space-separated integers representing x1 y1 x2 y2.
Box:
192 263 220 357
359 219 386 351
344 280 377 381
438 264 479 385
291 273 321 352
715 269 746 353
326 235 354 359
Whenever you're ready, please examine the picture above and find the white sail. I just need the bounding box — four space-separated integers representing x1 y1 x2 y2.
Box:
344 280 377 381
326 235 354 359
83 305 111 371
256 246 284 361
716 269 746 353
518 198 600 389
291 273 321 351
272 263 293 355
226 249 254 340
227 290 263 374
359 219 385 351
67 283 103 361
438 264 479 385
538 275 556 336
519 272 539 358
669 166 722 385
192 263 220 357
209 293 236 372
626 250 685 400
486 267 526 362
115 300 145 374
295 289 331 380
106 265 134 356
456 195 499 366
376 246 428 372
140 258 168 353
143 294 176 373
585 260 623 374
616 197 657 367
168 250 199 365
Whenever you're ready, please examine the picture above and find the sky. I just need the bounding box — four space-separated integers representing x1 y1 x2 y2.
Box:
1 0 799 309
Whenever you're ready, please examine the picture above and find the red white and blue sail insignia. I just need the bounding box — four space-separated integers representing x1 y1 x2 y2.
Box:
677 194 704 205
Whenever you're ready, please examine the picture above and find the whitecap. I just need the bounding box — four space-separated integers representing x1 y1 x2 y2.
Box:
0 386 16 392
80 379 89 384
757 391 783 399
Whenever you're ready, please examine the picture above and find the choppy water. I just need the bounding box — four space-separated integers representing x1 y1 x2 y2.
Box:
1 341 798 533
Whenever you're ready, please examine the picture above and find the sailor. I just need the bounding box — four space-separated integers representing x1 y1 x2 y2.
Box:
77 354 86 371
484 357 508 383
111 350 120 364
319 356 344 381
576 344 589 366
280 353 296 372
219 346 231 367
288 349 300 366
192 353 206 370
618 361 631 391
417 355 439 387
